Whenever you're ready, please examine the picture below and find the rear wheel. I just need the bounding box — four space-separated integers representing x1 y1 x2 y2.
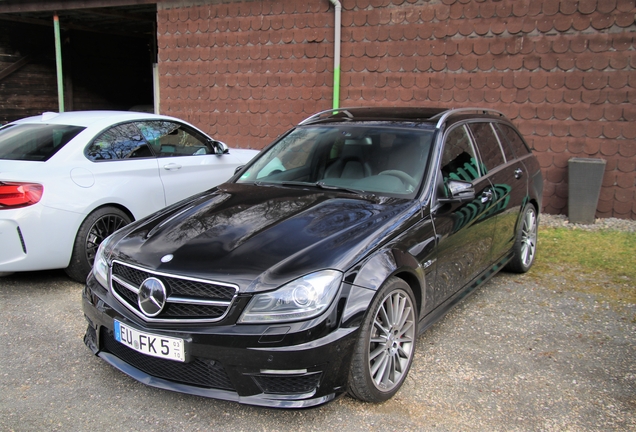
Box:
348 277 417 403
65 206 131 283
506 205 538 273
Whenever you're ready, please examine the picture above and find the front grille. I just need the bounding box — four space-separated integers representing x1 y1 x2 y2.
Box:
162 303 227 318
252 373 322 395
110 261 238 323
101 328 235 391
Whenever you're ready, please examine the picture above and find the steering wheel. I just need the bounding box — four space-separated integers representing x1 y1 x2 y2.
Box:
378 170 418 189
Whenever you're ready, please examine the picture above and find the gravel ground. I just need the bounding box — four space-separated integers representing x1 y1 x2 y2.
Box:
540 213 636 232
0 215 634 431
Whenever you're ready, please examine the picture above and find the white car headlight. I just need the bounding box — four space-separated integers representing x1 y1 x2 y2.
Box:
93 234 116 288
238 270 343 324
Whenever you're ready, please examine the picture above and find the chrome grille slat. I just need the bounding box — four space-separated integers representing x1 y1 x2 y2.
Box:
110 260 238 323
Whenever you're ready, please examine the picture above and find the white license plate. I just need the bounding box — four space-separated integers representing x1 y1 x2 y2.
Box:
114 320 185 363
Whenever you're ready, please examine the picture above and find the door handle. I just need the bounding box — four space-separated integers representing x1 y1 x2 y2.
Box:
163 163 182 171
514 168 523 179
481 190 493 203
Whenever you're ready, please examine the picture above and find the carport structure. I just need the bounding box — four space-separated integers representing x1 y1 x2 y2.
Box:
0 0 158 121
0 0 634 220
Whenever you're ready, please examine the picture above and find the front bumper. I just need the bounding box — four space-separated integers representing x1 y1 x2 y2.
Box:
82 274 360 408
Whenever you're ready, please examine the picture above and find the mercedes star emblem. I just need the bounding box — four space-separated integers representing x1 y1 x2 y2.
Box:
138 277 167 317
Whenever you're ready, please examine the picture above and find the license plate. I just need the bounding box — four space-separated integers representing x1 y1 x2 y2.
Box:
114 320 185 362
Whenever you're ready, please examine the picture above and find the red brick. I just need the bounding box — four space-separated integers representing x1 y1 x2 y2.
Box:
550 137 569 153
591 13 615 30
552 122 569 137
587 122 604 138
569 121 587 138
619 141 636 156
547 166 566 184
533 137 554 154
505 17 523 34
554 153 571 169
616 173 636 189
614 202 634 216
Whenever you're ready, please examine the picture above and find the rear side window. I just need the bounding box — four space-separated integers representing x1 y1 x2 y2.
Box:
497 124 531 158
86 123 153 161
0 123 85 161
468 123 505 172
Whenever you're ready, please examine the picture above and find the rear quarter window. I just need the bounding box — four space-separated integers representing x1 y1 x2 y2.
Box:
0 124 85 161
496 124 531 158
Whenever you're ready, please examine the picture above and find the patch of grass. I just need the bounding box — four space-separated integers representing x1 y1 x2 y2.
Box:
536 228 635 281
533 227 636 305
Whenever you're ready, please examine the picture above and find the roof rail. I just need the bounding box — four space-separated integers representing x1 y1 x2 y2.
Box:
299 109 353 125
431 108 505 129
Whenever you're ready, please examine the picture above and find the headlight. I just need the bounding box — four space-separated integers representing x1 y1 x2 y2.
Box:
92 234 116 288
238 270 343 323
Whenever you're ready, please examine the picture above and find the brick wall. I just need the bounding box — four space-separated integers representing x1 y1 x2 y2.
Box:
157 0 636 219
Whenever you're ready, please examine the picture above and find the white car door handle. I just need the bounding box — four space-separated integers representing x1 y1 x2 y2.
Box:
163 163 182 171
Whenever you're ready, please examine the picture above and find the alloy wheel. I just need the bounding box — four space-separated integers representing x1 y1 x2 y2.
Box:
85 214 127 266
368 289 416 392
520 208 537 267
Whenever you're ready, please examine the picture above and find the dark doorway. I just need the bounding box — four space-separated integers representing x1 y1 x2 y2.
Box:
0 2 157 123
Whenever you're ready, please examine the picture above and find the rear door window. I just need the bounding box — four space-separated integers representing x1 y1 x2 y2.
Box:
0 123 85 161
468 123 506 173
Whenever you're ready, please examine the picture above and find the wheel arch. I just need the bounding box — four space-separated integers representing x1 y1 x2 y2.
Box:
85 202 135 224
346 248 427 318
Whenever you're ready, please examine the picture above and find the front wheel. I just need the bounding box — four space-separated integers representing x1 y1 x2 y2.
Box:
506 204 538 273
348 277 418 403
65 206 131 283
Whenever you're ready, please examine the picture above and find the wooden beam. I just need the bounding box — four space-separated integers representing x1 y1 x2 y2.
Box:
0 0 158 14
0 15 153 38
0 56 32 81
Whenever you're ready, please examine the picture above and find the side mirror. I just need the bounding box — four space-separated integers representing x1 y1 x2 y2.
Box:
439 180 475 203
212 140 229 155
234 165 244 175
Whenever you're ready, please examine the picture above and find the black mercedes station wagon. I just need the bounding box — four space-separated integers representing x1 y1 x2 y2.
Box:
83 107 543 408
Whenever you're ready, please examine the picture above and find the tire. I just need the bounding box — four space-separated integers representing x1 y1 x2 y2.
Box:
506 204 538 273
65 206 131 283
348 277 418 403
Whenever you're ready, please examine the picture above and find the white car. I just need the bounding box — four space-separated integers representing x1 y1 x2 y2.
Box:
0 111 258 281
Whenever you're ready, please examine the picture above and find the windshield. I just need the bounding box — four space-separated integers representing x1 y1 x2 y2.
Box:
236 125 435 197
0 123 85 161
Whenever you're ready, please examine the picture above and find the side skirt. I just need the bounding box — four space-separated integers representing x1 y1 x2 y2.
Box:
416 252 513 336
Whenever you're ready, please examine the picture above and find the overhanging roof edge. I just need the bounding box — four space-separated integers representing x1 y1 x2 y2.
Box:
0 0 158 14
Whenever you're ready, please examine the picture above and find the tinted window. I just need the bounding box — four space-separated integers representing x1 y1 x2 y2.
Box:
468 123 505 172
86 123 153 161
0 123 85 161
440 125 482 182
136 121 211 157
497 124 530 157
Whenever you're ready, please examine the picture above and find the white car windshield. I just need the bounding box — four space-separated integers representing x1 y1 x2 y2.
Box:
237 125 435 196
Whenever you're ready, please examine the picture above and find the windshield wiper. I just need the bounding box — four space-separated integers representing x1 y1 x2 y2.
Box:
254 180 368 195
314 181 367 195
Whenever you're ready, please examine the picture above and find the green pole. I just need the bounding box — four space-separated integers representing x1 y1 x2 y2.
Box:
330 1 341 110
53 13 64 112
332 65 340 110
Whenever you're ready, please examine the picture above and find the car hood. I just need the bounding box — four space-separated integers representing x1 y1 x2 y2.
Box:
111 183 418 292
